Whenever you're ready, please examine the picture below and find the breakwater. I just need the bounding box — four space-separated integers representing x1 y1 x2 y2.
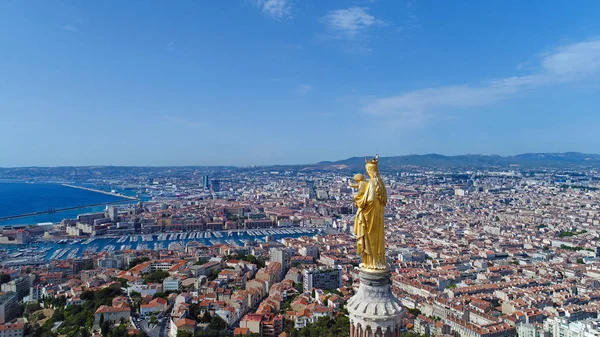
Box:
0 200 132 221
61 184 138 200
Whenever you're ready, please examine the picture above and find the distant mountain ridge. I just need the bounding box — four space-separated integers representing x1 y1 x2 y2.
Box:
315 152 600 169
2 153 600 177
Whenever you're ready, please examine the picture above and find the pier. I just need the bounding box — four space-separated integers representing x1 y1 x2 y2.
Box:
0 200 133 222
0 184 138 223
61 184 138 200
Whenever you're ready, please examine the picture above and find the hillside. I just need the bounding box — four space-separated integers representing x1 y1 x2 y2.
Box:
314 152 600 169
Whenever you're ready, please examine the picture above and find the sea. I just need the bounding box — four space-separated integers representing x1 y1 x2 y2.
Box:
0 182 132 226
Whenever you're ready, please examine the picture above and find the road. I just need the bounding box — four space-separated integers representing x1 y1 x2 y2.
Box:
140 318 168 337
128 291 170 337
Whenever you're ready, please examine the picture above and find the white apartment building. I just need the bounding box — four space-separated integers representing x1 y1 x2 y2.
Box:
545 317 600 337
163 277 181 292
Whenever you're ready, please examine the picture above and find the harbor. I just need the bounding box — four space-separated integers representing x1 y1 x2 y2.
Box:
0 227 320 266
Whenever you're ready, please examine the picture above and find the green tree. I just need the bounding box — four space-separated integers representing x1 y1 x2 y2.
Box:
100 320 110 337
24 302 41 316
177 331 194 337
0 274 10 285
144 270 170 283
80 290 95 301
208 269 220 281
296 316 350 337
209 316 227 330
187 303 200 321
153 290 179 299
77 328 90 337
52 310 65 322
200 311 212 323
112 323 128 337
407 308 421 316
117 278 129 288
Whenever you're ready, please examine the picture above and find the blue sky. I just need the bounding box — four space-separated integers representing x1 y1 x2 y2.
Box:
1 1 600 166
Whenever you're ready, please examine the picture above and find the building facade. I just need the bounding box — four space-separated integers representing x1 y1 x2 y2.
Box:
270 248 291 279
0 293 18 324
163 277 182 292
303 267 342 292
1 276 31 300
545 317 600 337
0 322 25 337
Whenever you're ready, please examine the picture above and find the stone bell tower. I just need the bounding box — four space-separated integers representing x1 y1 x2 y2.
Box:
347 269 403 337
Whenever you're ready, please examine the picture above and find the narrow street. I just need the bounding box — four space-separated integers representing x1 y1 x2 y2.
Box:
140 318 168 337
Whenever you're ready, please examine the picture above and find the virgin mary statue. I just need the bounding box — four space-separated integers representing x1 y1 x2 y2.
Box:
353 155 388 271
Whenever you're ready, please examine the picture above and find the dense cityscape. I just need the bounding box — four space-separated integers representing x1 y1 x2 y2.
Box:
0 157 599 337
3 0 600 336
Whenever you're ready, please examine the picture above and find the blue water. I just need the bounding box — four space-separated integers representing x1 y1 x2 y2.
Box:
0 182 129 225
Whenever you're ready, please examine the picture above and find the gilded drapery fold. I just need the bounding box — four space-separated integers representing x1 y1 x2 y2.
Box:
353 158 387 270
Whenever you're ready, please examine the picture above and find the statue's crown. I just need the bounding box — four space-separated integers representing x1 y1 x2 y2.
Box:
365 154 379 168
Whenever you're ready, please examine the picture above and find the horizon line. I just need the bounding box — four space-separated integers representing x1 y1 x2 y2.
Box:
0 151 596 169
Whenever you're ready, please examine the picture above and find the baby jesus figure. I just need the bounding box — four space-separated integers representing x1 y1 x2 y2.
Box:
349 173 367 207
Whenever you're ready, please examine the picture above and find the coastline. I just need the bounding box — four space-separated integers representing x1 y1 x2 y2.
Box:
0 199 133 222
0 181 139 225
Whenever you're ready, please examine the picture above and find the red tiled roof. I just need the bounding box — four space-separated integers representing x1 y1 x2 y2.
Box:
95 305 130 314
174 318 196 328
234 328 250 335
0 323 25 331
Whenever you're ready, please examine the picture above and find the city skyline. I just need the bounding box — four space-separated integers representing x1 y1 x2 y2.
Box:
2 1 600 166
2 155 600 337
1 151 600 169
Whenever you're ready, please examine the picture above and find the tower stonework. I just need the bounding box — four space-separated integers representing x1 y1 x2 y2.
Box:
347 269 403 337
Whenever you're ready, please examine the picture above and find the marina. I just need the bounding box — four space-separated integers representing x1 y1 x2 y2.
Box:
0 227 319 266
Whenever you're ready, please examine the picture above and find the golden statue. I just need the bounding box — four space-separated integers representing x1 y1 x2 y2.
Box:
350 155 388 271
